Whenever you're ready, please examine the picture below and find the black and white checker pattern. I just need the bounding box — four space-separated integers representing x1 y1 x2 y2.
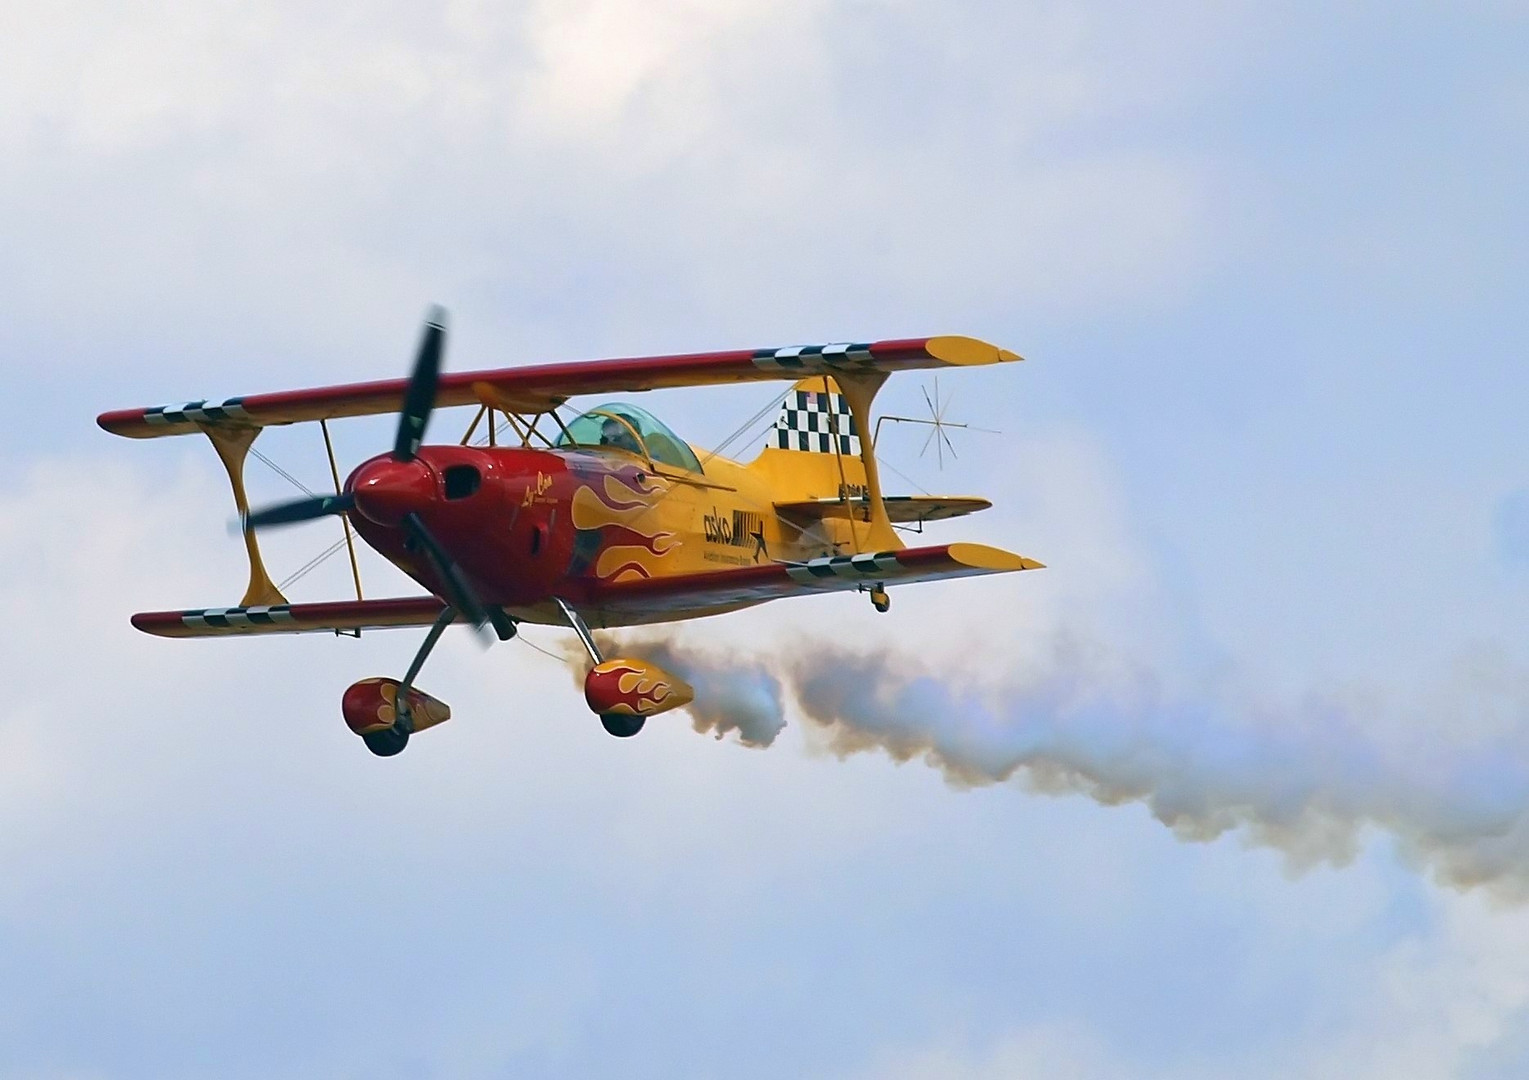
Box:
784 550 902 584
144 398 249 426
180 604 296 630
751 342 876 375
771 388 861 455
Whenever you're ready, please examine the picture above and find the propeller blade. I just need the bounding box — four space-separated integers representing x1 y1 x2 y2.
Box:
393 306 447 462
244 493 355 530
402 512 489 633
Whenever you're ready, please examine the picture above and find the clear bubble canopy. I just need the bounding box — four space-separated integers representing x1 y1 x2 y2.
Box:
555 402 704 473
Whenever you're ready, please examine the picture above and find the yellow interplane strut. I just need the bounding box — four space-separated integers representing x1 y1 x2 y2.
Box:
832 371 900 553
201 425 288 607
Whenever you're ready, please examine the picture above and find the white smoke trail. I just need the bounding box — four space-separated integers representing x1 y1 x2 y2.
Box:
600 628 1529 898
780 640 1529 897
620 637 786 748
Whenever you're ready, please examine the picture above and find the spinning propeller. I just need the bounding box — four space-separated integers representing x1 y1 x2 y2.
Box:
244 307 490 632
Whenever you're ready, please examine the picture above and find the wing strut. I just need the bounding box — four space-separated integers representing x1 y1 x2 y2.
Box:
204 424 287 608
320 418 364 603
832 371 901 553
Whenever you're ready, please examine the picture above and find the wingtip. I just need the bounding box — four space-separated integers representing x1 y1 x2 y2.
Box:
926 336 1027 367
946 542 1045 572
96 408 143 437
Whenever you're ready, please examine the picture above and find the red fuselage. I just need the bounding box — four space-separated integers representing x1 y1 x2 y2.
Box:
345 444 650 610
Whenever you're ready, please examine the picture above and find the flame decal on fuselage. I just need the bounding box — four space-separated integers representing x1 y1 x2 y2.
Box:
571 467 679 583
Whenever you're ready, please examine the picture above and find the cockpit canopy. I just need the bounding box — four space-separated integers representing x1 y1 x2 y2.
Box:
555 402 704 473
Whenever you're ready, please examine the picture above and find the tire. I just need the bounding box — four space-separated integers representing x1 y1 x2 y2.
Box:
363 725 410 757
601 713 646 738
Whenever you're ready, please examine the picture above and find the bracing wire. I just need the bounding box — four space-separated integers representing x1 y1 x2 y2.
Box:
251 446 318 498
699 388 790 466
245 444 339 593
516 629 576 667
876 454 931 496
277 535 350 591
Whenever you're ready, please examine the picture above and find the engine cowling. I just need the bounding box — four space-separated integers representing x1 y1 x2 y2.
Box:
342 678 452 735
584 658 693 719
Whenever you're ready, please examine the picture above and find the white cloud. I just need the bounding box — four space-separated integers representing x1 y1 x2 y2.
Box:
0 0 1219 391
830 892 1529 1080
2 2 1528 1076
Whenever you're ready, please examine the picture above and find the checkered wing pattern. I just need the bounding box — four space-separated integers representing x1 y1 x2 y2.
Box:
579 542 1043 623
771 387 860 456
131 596 448 637
101 335 1020 440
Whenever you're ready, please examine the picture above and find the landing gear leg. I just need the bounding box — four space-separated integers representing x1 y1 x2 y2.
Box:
557 599 648 739
487 605 518 642
555 597 603 665
361 608 455 757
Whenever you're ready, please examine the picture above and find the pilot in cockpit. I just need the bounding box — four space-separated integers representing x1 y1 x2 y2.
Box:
599 415 642 455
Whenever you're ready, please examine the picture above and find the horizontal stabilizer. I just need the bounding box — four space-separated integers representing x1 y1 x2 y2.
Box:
775 495 991 525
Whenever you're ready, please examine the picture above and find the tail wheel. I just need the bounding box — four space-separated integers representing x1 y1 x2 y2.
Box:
601 713 646 738
362 726 410 757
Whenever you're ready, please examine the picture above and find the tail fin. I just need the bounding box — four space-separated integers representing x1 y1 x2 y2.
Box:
751 377 870 503
749 376 901 554
770 382 862 457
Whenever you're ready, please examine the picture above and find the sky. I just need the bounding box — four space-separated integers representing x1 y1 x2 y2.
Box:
1 1 1527 1077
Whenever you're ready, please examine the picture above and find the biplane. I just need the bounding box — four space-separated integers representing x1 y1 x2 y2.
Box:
98 310 1043 755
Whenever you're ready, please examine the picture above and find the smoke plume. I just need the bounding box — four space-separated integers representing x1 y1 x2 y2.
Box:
570 632 787 747
602 630 1529 898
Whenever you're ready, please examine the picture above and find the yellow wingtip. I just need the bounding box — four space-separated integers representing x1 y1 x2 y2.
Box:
926 336 1026 367
946 542 1046 572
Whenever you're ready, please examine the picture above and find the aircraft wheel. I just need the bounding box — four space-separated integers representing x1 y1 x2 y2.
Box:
601 713 646 738
363 725 410 757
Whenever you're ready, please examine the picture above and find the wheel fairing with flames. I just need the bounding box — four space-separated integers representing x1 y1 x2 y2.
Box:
584 658 695 718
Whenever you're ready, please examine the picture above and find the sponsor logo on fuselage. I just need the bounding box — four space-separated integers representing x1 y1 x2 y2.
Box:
521 471 555 506
705 507 763 549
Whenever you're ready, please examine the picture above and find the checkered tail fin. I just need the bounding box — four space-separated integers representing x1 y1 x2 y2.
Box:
769 379 861 456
